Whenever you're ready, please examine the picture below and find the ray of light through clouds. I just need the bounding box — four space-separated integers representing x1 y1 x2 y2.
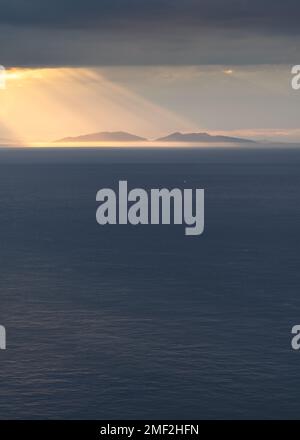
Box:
1 64 299 144
0 66 201 145
1 0 300 144
0 67 299 144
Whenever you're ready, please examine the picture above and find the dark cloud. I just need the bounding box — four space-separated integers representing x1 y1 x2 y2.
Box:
1 0 300 34
1 0 300 66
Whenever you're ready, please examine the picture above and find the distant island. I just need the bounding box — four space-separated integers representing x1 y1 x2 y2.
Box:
55 130 255 144
156 132 255 143
56 131 147 143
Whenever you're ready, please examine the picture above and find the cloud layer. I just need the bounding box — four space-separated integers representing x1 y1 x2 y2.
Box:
1 0 299 66
1 0 300 33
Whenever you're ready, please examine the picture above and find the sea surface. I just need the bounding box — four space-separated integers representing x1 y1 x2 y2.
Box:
0 146 300 419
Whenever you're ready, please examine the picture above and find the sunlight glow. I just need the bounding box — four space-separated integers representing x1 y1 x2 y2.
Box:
223 69 234 75
0 67 195 146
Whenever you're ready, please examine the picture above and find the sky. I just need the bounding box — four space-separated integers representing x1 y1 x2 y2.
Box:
0 0 300 143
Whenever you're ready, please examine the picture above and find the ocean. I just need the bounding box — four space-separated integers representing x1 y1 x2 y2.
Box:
0 146 300 419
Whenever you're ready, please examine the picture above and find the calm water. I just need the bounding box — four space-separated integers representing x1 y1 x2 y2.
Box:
0 146 300 419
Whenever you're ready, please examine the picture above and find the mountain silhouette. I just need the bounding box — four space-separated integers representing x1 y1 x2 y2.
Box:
56 130 255 144
56 131 147 143
156 132 255 143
